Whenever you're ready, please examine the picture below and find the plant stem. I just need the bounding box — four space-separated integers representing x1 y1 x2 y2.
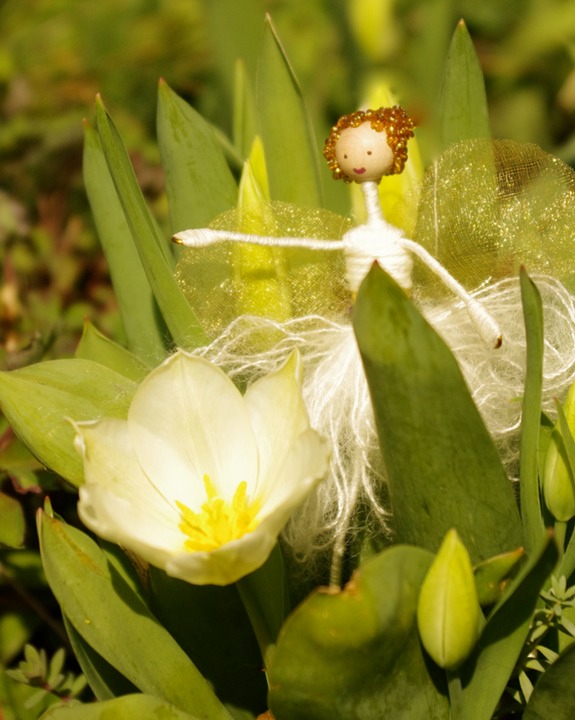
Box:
447 670 465 720
555 520 567 556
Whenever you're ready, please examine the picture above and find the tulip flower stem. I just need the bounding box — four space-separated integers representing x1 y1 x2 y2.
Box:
447 670 465 719
554 520 567 556
237 576 275 672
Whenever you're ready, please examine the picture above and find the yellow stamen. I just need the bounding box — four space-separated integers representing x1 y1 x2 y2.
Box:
177 475 260 552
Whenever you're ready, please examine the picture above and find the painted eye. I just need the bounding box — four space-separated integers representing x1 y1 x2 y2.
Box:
367 151 372 156
343 154 348 159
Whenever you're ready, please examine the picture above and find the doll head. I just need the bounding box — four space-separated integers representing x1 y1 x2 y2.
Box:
323 106 415 183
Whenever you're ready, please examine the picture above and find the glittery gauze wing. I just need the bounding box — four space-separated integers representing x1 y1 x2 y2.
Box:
412 138 575 299
175 200 351 338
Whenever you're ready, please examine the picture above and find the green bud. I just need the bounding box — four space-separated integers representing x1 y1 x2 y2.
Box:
417 529 482 670
543 385 575 522
474 547 525 606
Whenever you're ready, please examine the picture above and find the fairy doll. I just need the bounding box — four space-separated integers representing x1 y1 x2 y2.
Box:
174 106 575 583
175 106 502 347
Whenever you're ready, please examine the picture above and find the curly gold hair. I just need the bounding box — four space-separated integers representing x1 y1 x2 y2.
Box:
323 106 415 182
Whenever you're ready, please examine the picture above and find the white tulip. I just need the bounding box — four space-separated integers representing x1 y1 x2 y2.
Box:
74 350 328 585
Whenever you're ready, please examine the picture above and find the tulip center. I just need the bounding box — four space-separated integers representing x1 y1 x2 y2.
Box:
177 474 260 552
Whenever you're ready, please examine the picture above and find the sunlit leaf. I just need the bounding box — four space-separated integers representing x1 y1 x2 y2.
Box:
0 360 136 486
157 79 237 233
41 693 203 720
75 322 150 383
83 121 167 365
519 269 547 553
439 20 490 149
256 16 322 207
268 545 449 720
353 263 522 562
38 513 233 719
63 615 137 702
94 97 207 349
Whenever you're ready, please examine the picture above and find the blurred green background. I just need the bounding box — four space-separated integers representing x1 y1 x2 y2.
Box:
1 0 574 367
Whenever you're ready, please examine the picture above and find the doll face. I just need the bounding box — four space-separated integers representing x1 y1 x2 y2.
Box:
335 121 394 183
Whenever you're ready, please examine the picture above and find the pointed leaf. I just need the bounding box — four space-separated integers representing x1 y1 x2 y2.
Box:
519 269 547 553
83 121 167 364
524 643 575 719
352 264 522 562
256 16 322 206
0 360 137 486
0 492 25 548
268 545 448 720
460 532 558 720
149 569 266 715
38 513 233 719
63 615 138 701
40 693 203 720
474 547 525 606
157 79 237 233
75 322 150 383
233 60 257 158
439 20 490 149
94 97 207 349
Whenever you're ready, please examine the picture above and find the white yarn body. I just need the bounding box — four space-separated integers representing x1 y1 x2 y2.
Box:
343 221 413 292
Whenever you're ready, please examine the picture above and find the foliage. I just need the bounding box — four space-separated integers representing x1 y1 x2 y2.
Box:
2 2 575 719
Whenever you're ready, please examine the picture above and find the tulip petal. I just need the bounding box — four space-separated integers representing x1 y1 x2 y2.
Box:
165 431 328 586
74 351 329 586
244 351 311 492
128 352 259 505
76 419 184 567
166 528 278 586
256 429 329 514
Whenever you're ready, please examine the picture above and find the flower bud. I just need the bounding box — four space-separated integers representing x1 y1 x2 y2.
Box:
417 529 482 669
543 387 575 522
473 547 524 606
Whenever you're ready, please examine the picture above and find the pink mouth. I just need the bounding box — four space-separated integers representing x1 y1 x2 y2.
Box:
353 167 366 175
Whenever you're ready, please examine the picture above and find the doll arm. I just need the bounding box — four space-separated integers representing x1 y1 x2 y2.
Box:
173 227 344 251
401 237 502 348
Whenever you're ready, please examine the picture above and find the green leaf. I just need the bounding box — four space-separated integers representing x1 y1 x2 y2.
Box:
83 121 167 365
94 97 208 349
519 269 547 554
474 547 525 606
460 531 559 720
268 545 449 720
352 264 522 562
38 513 233 719
0 492 25 548
439 20 490 149
236 544 288 660
63 615 138 701
157 79 238 233
148 570 267 715
0 360 137 486
202 0 263 123
40 693 203 720
0 610 37 666
75 322 150 383
233 60 257 159
524 644 575 719
256 16 322 207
